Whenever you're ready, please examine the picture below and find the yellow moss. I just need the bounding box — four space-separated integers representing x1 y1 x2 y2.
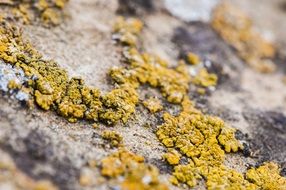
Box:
143 97 163 113
12 4 31 24
246 162 286 189
101 148 168 190
212 3 276 73
41 8 60 25
163 149 181 165
171 161 201 187
110 16 286 190
186 52 201 65
101 130 123 147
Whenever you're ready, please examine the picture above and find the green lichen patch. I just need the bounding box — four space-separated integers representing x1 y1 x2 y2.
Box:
100 148 169 190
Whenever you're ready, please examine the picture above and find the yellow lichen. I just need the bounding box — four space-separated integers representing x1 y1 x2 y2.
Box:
0 19 138 124
191 68 218 88
99 84 138 124
246 162 286 189
186 52 201 65
1 0 69 25
110 48 190 104
113 17 143 46
101 148 168 190
101 130 123 147
8 79 21 90
212 3 276 73
143 97 163 113
163 149 181 165
218 126 244 153
111 17 276 189
1 12 285 190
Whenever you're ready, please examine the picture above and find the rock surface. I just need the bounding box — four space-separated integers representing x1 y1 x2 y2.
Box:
0 0 286 189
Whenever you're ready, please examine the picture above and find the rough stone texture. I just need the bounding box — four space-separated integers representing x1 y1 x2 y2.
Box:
0 0 286 189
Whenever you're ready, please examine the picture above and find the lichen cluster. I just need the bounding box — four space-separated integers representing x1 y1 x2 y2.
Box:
1 6 286 189
246 162 286 189
212 3 276 73
112 17 286 189
0 19 137 124
0 0 68 25
157 98 254 189
100 148 168 190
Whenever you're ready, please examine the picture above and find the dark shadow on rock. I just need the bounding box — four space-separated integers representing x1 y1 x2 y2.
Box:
172 23 244 91
1 129 80 190
117 0 156 16
243 110 286 170
149 157 173 175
